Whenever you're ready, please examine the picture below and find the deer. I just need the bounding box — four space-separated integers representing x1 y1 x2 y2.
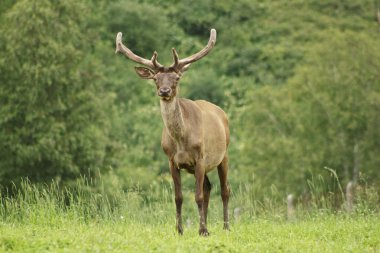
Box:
115 28 230 236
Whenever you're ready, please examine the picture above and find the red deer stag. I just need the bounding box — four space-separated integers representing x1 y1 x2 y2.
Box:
115 29 230 236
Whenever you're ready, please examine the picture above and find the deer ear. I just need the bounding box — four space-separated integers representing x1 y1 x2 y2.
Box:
135 67 155 79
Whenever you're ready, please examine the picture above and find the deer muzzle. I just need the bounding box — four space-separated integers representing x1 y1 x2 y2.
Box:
159 87 172 98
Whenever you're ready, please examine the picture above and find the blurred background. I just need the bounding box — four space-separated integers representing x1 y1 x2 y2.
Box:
0 0 379 203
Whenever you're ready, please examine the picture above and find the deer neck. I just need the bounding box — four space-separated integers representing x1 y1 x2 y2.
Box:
160 97 185 140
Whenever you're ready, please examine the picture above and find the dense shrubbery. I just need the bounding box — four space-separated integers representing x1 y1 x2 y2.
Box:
0 0 379 199
0 0 118 186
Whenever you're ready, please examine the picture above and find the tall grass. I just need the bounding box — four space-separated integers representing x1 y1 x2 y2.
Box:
0 171 379 227
0 175 182 227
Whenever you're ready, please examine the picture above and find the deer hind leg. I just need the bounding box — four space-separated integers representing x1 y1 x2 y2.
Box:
194 161 209 236
170 161 183 235
217 155 230 230
203 175 212 227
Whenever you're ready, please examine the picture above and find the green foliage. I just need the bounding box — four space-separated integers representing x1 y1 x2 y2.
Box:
107 1 179 59
0 0 117 185
237 30 380 194
0 0 379 199
289 30 380 183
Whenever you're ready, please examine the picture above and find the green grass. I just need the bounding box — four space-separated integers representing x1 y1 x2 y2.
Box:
0 179 379 252
0 216 379 252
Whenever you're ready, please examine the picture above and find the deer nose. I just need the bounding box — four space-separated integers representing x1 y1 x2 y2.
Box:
159 87 172 97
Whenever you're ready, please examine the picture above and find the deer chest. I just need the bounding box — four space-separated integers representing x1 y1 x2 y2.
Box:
174 150 194 167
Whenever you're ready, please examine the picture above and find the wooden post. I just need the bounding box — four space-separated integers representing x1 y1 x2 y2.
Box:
346 181 355 213
186 218 192 228
287 194 296 220
234 207 242 221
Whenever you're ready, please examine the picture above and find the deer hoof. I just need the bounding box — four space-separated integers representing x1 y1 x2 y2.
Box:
177 226 183 235
223 223 230 231
199 228 210 236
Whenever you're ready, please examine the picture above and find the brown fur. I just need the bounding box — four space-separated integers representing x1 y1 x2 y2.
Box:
115 29 230 236
155 81 230 236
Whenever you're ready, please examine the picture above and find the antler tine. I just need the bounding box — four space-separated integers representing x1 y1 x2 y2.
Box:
151 51 164 69
115 32 162 70
377 9 380 26
172 48 179 67
172 29 217 70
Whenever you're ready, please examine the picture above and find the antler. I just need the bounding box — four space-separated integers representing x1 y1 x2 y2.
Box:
115 32 163 70
170 29 217 71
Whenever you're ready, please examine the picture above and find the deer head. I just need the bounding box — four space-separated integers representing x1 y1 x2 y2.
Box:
115 29 217 101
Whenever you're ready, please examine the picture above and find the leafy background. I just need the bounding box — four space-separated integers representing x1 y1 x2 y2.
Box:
1 0 379 200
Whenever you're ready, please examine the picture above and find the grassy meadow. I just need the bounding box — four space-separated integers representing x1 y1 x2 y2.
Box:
0 180 379 252
1 216 379 252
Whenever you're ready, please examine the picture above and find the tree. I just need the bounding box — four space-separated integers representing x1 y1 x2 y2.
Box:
237 29 380 195
0 0 117 186
289 30 380 184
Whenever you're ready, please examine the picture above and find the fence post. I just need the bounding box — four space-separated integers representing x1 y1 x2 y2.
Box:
287 194 296 220
234 207 242 222
346 181 355 213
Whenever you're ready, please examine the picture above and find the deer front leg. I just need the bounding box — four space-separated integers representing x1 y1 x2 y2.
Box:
195 160 209 236
170 161 183 235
